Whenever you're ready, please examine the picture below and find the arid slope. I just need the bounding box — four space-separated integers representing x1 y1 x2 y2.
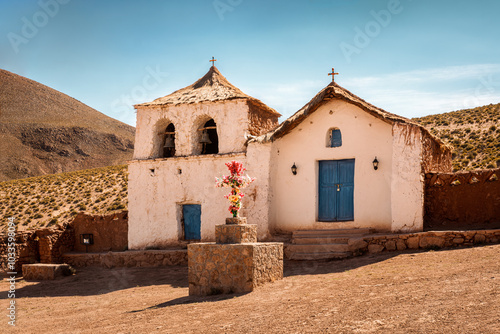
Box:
413 103 500 171
0 69 135 181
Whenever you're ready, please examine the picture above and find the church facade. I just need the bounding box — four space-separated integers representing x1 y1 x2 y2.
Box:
127 65 451 250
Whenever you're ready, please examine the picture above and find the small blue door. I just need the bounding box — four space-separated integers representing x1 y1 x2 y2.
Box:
183 204 201 240
318 159 355 222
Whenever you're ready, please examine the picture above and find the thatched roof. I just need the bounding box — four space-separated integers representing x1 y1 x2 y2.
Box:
135 66 280 116
253 81 445 147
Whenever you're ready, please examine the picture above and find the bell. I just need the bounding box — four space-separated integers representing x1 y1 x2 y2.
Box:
163 134 175 148
199 130 212 144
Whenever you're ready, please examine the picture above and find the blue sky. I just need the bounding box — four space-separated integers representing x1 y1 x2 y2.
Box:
1 0 499 126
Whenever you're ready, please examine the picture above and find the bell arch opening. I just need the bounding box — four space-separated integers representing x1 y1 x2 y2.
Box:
162 123 176 158
200 119 219 155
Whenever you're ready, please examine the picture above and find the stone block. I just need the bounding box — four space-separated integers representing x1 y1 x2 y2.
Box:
368 244 384 253
215 224 257 244
396 239 407 251
385 240 397 251
419 236 445 249
406 236 420 249
188 242 283 296
474 234 486 244
347 238 368 252
22 264 74 280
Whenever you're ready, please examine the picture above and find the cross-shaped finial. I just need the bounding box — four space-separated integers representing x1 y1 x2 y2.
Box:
209 57 217 67
328 67 339 82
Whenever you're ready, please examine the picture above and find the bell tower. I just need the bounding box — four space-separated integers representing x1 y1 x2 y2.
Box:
132 65 280 160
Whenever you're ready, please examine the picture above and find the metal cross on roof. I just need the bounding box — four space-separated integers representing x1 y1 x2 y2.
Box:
328 68 339 82
209 57 217 67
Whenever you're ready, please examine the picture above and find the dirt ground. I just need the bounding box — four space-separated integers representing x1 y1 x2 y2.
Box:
1 245 499 334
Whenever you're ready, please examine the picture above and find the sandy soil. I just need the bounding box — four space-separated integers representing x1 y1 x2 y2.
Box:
1 245 499 334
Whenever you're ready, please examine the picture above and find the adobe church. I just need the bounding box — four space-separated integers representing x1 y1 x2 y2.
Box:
127 63 452 250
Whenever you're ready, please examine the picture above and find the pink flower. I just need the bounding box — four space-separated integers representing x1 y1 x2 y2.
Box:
216 161 255 217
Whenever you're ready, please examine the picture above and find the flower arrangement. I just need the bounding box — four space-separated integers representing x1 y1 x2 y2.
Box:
215 161 255 217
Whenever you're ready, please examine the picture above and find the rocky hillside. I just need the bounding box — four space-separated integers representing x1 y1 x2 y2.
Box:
0 69 135 181
0 165 128 232
413 103 500 171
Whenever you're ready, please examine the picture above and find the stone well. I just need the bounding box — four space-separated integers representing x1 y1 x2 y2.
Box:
188 218 283 296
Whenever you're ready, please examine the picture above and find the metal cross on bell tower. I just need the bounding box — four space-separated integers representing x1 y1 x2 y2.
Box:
209 57 217 67
328 67 339 82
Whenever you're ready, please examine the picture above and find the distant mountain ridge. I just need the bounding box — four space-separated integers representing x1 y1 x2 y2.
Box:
0 69 135 181
413 103 500 171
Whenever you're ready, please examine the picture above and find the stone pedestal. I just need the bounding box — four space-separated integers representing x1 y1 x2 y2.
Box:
188 219 283 296
215 224 257 244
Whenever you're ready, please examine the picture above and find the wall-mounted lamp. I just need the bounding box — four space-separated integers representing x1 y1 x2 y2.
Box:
373 157 379 170
291 163 297 175
80 234 94 253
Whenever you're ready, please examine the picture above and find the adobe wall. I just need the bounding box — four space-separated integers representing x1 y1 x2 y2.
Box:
128 151 272 248
424 168 500 230
421 129 453 173
0 231 38 272
0 227 74 272
1 211 127 271
390 123 424 232
72 211 128 252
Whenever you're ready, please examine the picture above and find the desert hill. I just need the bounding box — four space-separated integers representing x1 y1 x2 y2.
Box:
0 165 127 232
413 103 500 171
0 69 135 181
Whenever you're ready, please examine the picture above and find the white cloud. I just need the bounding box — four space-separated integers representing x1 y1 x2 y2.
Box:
343 64 500 118
242 64 500 121
344 64 500 87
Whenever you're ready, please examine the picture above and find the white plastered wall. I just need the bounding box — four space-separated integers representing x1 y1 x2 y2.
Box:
133 99 250 160
128 154 243 249
390 123 424 232
269 99 394 232
128 151 272 249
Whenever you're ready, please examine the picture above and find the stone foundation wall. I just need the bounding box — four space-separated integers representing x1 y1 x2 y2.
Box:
350 229 500 255
424 168 500 230
63 249 187 268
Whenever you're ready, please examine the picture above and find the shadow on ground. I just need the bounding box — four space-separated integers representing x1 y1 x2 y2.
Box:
129 292 249 313
0 265 188 299
1 248 452 302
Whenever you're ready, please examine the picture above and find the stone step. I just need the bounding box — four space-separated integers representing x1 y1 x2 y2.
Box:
287 243 349 253
288 251 351 260
292 236 350 244
292 228 375 238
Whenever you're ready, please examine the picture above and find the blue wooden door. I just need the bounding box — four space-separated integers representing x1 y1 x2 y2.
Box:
183 204 201 240
318 160 355 222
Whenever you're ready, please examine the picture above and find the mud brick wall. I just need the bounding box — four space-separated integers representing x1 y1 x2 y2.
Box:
72 211 128 253
0 226 74 272
36 227 75 264
424 168 500 230
0 231 39 272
